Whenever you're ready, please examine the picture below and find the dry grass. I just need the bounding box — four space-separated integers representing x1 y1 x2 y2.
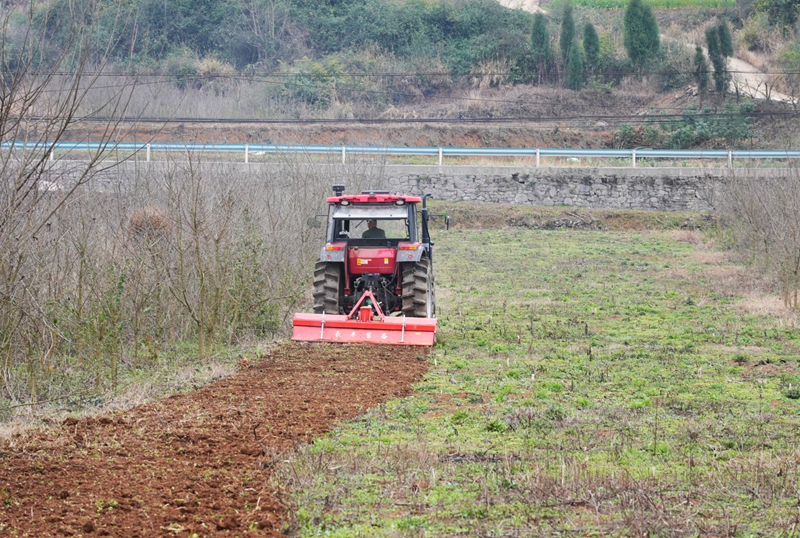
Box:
734 293 799 322
659 232 798 322
739 49 773 74
128 206 172 238
0 358 241 441
669 229 705 245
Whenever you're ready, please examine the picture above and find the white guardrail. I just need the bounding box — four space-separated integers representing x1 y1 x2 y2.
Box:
3 141 800 167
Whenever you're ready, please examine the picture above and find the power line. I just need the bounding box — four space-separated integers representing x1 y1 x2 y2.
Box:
74 109 795 127
57 73 796 116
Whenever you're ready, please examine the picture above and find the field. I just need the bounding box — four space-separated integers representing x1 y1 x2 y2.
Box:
2 205 800 536
0 345 429 535
277 207 800 536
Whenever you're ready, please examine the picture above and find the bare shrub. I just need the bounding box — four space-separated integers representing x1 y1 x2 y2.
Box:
715 167 800 309
469 59 513 90
0 151 384 407
128 206 172 239
0 1 137 401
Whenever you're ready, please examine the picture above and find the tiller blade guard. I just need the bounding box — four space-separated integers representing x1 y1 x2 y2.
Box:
292 290 436 346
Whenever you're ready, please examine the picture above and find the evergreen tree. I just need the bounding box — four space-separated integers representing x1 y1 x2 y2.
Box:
566 43 583 90
623 0 660 68
693 46 709 105
706 26 728 96
583 22 600 71
717 21 734 58
559 1 575 65
531 13 552 83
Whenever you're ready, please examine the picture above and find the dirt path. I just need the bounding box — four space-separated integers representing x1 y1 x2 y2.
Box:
0 344 429 537
725 55 795 104
666 36 797 104
496 0 546 13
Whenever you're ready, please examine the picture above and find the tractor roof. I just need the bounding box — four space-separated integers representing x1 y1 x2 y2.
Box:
327 193 422 204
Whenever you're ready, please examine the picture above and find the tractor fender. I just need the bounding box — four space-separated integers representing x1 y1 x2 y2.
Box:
319 242 347 263
397 241 424 263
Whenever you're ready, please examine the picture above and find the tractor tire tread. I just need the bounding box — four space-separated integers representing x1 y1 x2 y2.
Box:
401 257 435 318
312 262 341 314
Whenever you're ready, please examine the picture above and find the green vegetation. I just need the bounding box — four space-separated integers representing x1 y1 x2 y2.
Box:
11 0 536 76
693 47 710 105
623 0 660 68
779 40 800 98
614 102 754 149
582 22 600 72
706 23 733 97
663 102 754 148
755 0 799 29
553 0 734 7
529 12 553 83
566 44 584 90
278 211 800 535
4 0 792 124
559 1 576 64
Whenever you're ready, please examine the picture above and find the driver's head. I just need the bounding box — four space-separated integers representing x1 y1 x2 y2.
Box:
367 219 377 228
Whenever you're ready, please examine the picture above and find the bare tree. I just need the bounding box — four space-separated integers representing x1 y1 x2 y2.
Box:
0 0 137 399
717 166 800 309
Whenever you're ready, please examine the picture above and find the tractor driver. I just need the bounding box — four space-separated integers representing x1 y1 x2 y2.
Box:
362 219 386 238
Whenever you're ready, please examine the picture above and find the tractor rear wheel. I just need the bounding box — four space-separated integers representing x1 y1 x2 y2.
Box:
401 257 435 318
312 262 341 314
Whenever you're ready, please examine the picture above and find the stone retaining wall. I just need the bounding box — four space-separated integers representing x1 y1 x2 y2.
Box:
49 161 793 211
382 165 725 211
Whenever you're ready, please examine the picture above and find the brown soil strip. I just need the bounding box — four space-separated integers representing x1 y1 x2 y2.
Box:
0 343 429 537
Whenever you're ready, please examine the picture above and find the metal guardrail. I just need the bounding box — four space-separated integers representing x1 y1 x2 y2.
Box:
3 141 800 167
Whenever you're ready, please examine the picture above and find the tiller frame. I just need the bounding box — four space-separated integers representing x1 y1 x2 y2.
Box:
292 290 436 346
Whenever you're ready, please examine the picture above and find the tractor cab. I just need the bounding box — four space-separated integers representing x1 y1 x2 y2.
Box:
325 191 422 245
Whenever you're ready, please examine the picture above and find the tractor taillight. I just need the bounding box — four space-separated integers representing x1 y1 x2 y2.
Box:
326 244 344 251
398 244 418 250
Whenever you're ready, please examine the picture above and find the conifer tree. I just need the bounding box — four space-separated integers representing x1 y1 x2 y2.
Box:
706 26 728 96
693 46 709 106
566 43 584 90
560 1 575 65
624 0 660 68
583 22 600 72
717 21 734 58
531 13 552 83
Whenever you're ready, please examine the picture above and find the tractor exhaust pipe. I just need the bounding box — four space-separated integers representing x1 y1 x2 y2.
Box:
421 193 433 262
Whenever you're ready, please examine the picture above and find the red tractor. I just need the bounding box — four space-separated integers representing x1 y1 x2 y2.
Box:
292 185 437 346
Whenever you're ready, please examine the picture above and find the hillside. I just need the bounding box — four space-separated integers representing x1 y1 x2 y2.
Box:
5 0 798 149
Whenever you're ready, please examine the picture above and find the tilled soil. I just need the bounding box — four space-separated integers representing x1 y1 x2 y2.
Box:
0 343 429 537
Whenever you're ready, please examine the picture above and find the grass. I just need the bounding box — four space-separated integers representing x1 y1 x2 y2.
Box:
275 209 800 535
